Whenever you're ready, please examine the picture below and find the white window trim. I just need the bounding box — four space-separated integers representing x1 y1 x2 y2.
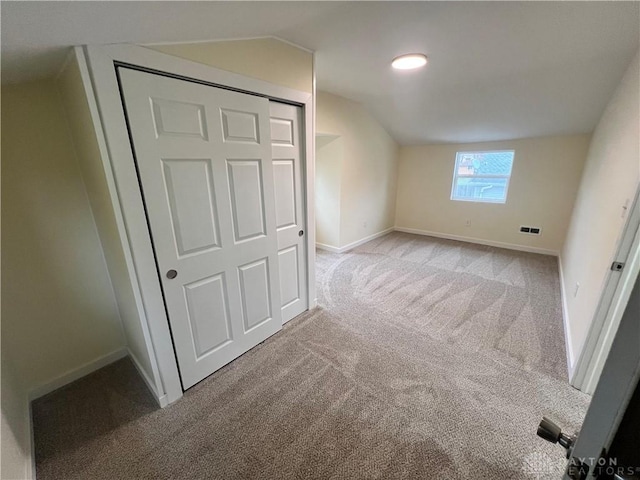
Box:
450 150 514 204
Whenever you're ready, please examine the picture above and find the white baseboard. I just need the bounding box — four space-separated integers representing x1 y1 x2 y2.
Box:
28 400 35 479
28 347 128 401
557 255 576 379
316 228 395 254
127 348 168 408
340 228 395 252
315 242 341 253
394 226 560 256
25 347 129 478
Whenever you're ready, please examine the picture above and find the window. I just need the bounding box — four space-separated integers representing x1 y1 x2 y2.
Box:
450 150 514 204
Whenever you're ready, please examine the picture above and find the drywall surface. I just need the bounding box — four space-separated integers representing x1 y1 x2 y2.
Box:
1 354 32 479
1 80 125 393
395 135 590 253
57 53 156 388
315 135 343 247
148 37 313 93
561 51 640 367
316 91 399 248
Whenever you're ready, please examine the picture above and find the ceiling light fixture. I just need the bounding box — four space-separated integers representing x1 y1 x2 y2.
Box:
391 53 428 70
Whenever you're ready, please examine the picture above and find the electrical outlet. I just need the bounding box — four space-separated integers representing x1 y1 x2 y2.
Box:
574 282 580 297
519 225 541 235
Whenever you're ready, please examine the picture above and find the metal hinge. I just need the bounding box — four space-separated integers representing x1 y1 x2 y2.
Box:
611 261 625 272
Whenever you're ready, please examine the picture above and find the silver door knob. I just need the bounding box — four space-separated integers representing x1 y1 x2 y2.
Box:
298 230 304 237
166 269 178 279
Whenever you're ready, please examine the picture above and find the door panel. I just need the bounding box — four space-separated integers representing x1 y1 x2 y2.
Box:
184 273 231 357
221 109 260 143
119 68 282 389
270 117 294 145
161 158 221 256
278 246 301 307
238 258 272 331
151 98 208 139
273 160 297 229
270 102 308 322
227 160 266 241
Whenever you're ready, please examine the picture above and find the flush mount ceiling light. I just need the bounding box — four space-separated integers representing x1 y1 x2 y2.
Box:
391 53 428 70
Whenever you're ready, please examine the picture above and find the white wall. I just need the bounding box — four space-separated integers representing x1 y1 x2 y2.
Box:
148 37 313 93
561 51 640 369
316 91 399 249
395 135 591 254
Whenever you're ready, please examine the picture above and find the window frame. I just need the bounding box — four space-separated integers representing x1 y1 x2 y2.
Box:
450 150 515 204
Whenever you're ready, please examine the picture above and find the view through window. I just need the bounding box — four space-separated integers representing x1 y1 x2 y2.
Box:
450 150 515 204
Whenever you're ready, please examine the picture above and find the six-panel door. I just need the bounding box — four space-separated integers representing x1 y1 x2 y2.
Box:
119 68 287 389
269 102 308 322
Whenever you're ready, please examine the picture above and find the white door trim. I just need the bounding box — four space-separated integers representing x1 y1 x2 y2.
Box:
83 44 315 405
571 187 640 392
582 224 640 393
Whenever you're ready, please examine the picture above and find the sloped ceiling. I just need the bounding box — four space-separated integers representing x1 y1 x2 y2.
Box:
2 1 639 144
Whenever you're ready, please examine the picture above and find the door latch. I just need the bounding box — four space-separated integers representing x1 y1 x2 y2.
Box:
611 261 625 272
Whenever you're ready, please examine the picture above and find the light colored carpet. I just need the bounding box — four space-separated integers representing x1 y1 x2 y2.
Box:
33 232 589 479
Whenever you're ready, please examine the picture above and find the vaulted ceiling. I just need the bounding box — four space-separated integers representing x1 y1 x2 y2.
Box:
3 1 639 144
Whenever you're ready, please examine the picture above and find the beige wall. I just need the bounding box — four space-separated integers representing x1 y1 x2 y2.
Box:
561 51 640 367
57 52 157 389
1 80 125 392
315 135 343 247
149 37 313 93
395 135 590 254
1 354 31 479
316 91 399 248
56 55 154 388
0 38 314 471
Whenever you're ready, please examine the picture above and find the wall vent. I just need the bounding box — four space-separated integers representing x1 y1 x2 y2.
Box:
520 225 541 235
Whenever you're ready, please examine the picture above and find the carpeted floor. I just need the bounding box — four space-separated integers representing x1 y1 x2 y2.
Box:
33 232 589 479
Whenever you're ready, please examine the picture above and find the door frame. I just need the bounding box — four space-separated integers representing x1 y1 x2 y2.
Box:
82 44 316 406
562 271 640 479
571 187 640 393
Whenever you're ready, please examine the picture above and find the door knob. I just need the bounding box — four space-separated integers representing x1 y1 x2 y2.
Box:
537 417 576 456
298 230 304 237
166 269 178 279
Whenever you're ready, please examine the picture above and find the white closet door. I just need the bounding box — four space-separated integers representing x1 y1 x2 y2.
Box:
269 102 308 322
119 68 282 389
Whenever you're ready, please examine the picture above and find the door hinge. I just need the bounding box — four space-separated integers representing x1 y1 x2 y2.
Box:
611 261 625 272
